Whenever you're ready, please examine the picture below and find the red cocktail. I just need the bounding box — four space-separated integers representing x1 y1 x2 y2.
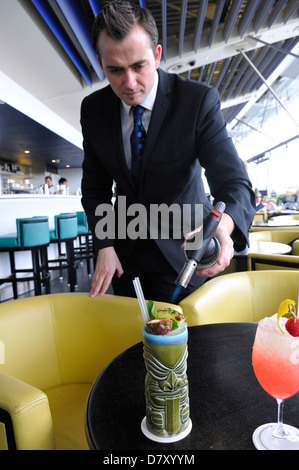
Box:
252 314 299 450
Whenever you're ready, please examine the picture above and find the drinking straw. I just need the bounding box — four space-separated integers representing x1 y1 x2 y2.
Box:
133 277 150 323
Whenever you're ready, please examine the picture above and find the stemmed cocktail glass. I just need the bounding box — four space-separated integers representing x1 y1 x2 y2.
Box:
252 314 299 450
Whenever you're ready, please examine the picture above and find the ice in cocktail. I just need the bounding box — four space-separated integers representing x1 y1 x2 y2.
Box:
141 304 192 442
253 314 299 399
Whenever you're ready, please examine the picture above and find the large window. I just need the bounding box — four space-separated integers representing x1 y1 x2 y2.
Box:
231 74 299 195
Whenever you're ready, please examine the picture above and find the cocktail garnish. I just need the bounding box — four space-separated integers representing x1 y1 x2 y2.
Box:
277 299 296 335
146 300 185 331
146 319 173 335
285 304 299 337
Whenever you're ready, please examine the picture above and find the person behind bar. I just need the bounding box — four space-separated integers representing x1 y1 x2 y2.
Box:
81 0 256 303
45 175 56 194
58 177 68 188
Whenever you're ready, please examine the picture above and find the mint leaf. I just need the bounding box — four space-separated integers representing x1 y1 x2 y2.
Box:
146 300 155 320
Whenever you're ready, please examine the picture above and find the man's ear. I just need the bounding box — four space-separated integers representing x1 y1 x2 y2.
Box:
155 44 162 69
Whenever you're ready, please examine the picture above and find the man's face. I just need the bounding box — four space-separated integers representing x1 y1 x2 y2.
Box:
97 25 162 106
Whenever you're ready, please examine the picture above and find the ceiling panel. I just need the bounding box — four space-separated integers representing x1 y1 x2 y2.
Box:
0 0 298 169
0 103 83 170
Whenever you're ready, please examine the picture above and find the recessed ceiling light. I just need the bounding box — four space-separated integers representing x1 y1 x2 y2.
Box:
24 150 30 154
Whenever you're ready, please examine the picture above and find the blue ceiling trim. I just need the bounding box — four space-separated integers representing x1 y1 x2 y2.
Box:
258 37 299 82
267 0 288 27
249 43 285 90
252 46 281 89
55 0 105 82
178 0 188 57
233 46 271 96
201 64 209 82
253 0 276 33
88 0 101 17
241 47 271 94
193 0 208 52
223 102 247 123
197 67 204 82
208 0 225 47
214 58 231 89
238 0 261 38
224 50 255 100
283 0 299 23
206 62 217 85
219 55 242 97
223 0 243 43
30 0 93 86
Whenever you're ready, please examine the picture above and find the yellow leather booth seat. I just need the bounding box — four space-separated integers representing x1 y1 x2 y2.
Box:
0 293 182 450
248 253 299 271
250 225 299 232
253 211 267 222
249 230 299 252
292 240 299 255
179 270 299 325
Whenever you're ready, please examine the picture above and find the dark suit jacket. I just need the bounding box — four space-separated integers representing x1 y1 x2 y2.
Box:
81 68 256 288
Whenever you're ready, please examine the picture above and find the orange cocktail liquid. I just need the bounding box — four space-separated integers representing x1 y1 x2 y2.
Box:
252 348 299 399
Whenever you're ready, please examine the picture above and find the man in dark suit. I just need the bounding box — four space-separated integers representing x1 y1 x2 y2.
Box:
81 1 256 303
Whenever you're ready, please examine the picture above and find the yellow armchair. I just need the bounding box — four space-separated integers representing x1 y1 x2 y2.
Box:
0 293 182 450
249 230 299 250
253 211 267 222
248 253 299 271
250 226 299 232
292 240 299 255
179 270 299 325
0 373 54 450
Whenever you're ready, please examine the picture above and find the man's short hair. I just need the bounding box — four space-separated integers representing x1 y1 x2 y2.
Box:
91 0 159 58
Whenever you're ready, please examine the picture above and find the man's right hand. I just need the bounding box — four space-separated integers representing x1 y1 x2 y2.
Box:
90 246 123 297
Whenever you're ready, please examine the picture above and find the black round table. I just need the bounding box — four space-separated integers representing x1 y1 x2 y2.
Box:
85 323 299 451
235 241 292 257
233 241 292 271
247 241 292 255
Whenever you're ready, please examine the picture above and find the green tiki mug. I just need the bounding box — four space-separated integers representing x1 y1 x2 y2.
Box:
141 324 192 442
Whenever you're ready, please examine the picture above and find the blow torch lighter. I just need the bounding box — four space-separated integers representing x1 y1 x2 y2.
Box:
175 201 226 289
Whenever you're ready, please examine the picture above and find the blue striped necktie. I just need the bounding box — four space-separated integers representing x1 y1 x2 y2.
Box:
130 105 146 184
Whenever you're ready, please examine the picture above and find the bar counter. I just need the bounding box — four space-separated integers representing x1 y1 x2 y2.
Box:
0 194 84 234
0 194 85 301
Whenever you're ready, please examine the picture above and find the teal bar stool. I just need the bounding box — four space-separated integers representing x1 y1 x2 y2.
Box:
77 211 89 234
75 211 95 276
48 213 78 291
0 217 50 300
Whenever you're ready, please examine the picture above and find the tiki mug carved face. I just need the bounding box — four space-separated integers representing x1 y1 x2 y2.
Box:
142 325 191 441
